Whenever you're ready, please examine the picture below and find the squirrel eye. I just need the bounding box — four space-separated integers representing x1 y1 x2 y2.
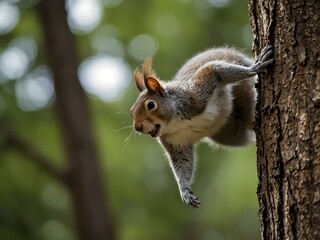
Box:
146 100 157 111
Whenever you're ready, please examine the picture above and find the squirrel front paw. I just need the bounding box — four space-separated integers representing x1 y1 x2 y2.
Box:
181 188 201 208
249 45 274 74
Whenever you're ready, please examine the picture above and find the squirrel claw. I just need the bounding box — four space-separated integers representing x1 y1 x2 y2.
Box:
181 189 201 208
189 199 201 209
249 45 274 74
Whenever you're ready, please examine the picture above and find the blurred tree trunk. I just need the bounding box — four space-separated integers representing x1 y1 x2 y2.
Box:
248 0 320 239
37 0 115 239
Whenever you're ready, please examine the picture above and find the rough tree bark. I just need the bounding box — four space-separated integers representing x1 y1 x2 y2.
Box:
37 1 115 239
248 0 320 239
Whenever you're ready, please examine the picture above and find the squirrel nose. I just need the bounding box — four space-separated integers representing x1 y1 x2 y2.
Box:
134 123 143 132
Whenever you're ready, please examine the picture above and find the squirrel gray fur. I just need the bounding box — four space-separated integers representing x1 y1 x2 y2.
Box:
130 45 273 208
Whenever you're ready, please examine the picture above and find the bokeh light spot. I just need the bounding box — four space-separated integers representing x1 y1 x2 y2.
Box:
66 0 103 34
90 24 122 55
128 34 158 61
90 25 125 57
155 15 180 38
42 183 69 210
79 56 131 102
11 36 38 63
0 47 29 80
0 2 19 34
15 66 55 111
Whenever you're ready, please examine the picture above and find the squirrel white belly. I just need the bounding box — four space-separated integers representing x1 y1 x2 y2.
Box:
130 46 273 208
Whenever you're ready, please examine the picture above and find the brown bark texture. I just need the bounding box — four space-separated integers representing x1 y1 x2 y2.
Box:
37 0 115 239
248 0 320 239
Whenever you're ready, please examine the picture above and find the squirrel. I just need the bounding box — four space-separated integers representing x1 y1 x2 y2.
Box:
130 45 273 208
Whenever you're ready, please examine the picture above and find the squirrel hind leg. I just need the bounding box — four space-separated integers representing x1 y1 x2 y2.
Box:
211 127 255 147
211 80 256 147
210 104 256 146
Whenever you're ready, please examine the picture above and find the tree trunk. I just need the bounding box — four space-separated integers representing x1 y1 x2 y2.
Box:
248 0 320 239
37 1 115 239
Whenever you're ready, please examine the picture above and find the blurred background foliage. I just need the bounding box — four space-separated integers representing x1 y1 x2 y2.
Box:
0 0 259 239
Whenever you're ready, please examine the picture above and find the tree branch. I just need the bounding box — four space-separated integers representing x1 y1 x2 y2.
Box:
0 123 65 182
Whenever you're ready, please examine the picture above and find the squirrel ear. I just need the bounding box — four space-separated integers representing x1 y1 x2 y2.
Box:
134 68 145 92
145 77 167 97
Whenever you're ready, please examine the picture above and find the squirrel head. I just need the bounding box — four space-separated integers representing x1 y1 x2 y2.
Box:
130 58 175 138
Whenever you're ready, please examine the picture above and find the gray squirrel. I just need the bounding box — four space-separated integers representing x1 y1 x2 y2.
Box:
130 45 273 208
